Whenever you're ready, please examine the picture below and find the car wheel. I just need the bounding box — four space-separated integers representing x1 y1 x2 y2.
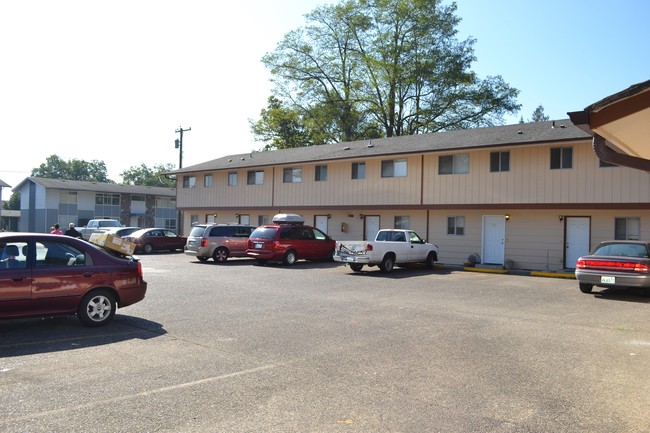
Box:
350 264 363 272
143 244 154 254
77 289 116 327
379 254 395 273
579 283 593 293
425 251 437 268
213 247 229 263
283 250 297 265
197 256 209 262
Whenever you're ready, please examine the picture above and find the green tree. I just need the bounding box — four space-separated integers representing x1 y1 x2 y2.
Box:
530 105 550 122
3 191 20 210
121 163 176 188
31 155 112 183
256 0 520 148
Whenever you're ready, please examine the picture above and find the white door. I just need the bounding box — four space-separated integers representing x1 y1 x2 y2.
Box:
315 215 329 234
364 216 380 241
565 217 590 269
482 215 505 265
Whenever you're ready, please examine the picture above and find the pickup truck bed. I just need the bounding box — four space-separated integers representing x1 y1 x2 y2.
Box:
334 229 438 273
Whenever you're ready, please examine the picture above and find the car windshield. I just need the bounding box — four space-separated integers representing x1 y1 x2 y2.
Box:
250 227 277 240
591 243 650 258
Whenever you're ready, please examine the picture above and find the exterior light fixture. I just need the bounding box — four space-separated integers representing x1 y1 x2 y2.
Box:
504 214 510 221
559 215 564 222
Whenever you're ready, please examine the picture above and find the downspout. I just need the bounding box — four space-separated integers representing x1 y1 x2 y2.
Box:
593 135 650 171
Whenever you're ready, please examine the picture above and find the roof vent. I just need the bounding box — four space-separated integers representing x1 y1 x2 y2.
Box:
367 141 374 148
552 121 555 128
517 130 523 135
343 146 350 150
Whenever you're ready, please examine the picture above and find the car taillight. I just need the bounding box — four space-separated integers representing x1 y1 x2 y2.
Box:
576 259 649 273
201 238 208 247
137 261 143 279
366 244 373 251
274 241 280 249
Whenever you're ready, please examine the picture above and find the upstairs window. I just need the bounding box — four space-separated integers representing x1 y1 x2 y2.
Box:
352 162 366 180
490 151 510 172
182 176 196 188
439 154 469 174
315 165 328 182
204 174 213 187
228 172 237 186
247 170 264 185
381 159 407 178
283 167 302 183
550 147 572 169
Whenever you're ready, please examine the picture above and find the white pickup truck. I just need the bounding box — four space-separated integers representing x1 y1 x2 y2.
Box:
78 219 123 240
333 229 439 273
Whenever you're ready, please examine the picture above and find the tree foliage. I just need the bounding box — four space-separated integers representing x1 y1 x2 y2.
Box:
3 191 20 210
254 0 520 148
530 105 549 122
120 163 176 188
31 155 113 183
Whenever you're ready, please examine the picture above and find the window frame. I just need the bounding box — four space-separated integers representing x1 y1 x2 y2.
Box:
352 162 366 180
447 216 465 236
490 151 510 172
439 154 469 175
381 159 407 178
550 147 573 169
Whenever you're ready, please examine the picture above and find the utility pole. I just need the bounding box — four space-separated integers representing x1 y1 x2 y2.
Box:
174 126 191 169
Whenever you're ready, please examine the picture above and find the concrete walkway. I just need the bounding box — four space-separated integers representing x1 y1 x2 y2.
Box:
436 263 576 280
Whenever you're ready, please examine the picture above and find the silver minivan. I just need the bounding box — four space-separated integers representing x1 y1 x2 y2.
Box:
185 224 256 263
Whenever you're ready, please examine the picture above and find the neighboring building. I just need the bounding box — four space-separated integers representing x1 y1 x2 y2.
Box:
13 178 178 233
168 119 650 272
0 178 19 231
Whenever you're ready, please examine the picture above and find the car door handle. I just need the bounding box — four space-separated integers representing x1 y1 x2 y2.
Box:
83 272 94 277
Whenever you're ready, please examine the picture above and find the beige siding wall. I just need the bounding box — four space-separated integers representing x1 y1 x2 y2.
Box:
182 208 650 272
423 141 650 205
272 156 422 206
177 170 274 208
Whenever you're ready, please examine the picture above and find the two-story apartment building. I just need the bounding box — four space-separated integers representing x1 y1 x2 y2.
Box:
170 119 650 272
13 177 178 233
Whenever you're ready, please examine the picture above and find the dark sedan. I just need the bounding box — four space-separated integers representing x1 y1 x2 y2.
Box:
0 232 147 326
123 228 187 254
575 240 650 293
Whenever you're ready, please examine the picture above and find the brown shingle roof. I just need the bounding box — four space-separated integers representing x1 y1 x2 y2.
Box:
170 119 590 175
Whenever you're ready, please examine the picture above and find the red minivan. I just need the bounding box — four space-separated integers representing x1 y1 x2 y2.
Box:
246 214 335 265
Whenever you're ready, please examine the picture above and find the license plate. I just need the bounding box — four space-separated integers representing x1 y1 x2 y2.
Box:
343 256 354 262
601 276 616 284
254 243 264 249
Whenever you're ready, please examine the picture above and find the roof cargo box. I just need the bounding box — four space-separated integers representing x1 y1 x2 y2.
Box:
272 213 305 225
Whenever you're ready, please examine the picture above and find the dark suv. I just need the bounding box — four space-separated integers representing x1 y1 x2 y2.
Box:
246 214 335 265
185 224 256 262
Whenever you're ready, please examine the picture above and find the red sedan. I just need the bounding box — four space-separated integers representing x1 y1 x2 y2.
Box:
0 232 147 326
123 228 188 254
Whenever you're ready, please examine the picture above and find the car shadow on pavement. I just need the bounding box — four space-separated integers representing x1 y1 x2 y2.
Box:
0 315 166 358
340 265 450 279
593 287 650 303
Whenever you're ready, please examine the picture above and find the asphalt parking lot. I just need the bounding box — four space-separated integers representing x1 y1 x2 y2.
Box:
2 254 650 432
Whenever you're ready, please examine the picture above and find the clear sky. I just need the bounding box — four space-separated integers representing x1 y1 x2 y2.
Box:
1 0 648 191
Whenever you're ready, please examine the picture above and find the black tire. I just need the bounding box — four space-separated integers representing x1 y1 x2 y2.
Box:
425 251 438 268
579 283 593 293
350 264 364 272
77 289 116 327
283 250 297 266
379 254 395 273
143 244 154 254
213 247 229 263
197 256 209 262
